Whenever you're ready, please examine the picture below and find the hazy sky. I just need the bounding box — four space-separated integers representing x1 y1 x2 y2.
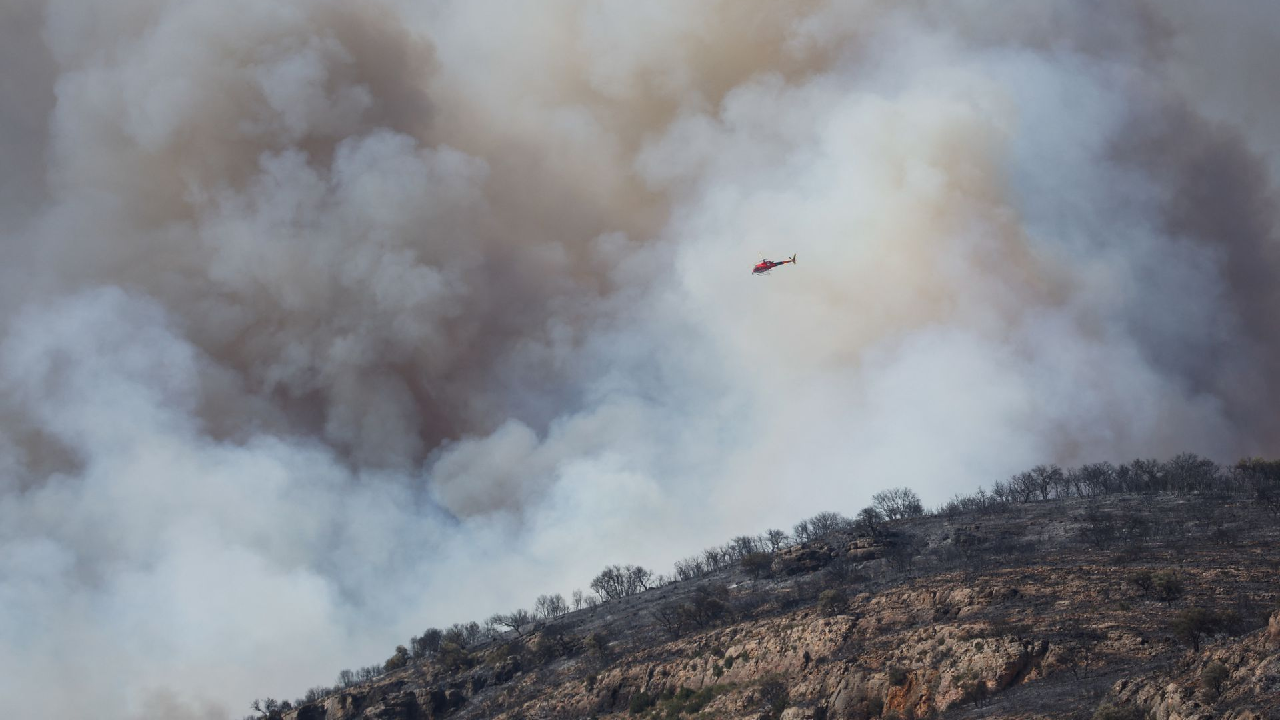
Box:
1 1 1277 717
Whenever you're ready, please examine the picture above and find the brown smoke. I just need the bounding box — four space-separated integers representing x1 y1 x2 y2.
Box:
1 1 1278 717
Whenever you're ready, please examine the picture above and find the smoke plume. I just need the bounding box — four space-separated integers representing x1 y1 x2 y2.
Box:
1 0 1277 716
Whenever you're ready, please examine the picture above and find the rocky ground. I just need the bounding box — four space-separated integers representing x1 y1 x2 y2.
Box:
275 494 1280 720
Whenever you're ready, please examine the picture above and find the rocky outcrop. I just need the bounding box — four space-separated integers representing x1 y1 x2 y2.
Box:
769 535 897 576
771 545 836 575
275 495 1280 720
1111 610 1280 720
283 658 518 720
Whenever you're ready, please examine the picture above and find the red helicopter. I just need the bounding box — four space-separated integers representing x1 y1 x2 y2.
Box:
752 254 797 275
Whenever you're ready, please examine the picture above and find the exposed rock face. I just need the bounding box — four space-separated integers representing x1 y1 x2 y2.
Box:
276 495 1280 720
1113 610 1280 720
286 668 485 720
771 545 836 575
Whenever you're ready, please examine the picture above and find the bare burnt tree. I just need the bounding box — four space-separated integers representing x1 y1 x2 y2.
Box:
1009 470 1038 503
651 602 687 639
703 546 730 572
728 535 761 560
411 628 443 658
855 506 884 537
741 551 773 579
534 593 569 620
627 565 654 594
792 518 814 544
1027 464 1064 500
590 564 653 600
871 487 925 520
675 556 708 581
1128 458 1164 491
590 565 628 600
1074 462 1117 497
487 609 533 637
939 488 1007 517
442 621 482 647
1236 458 1280 514
303 687 330 703
807 511 852 537
1164 453 1220 493
251 698 281 717
990 478 1013 503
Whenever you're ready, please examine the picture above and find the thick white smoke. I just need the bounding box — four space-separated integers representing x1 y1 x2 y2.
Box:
1 0 1278 717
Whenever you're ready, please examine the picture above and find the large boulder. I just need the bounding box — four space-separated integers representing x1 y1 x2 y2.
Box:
772 547 834 575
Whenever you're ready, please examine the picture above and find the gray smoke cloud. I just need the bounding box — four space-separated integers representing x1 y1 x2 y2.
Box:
1 0 1278 717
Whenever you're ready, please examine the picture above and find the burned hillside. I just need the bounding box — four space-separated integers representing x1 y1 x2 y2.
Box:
247 456 1280 720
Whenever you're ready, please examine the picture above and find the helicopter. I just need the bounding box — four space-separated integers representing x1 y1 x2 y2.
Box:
751 254 796 275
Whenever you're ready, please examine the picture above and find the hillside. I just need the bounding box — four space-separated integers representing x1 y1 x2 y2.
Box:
258 461 1280 720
